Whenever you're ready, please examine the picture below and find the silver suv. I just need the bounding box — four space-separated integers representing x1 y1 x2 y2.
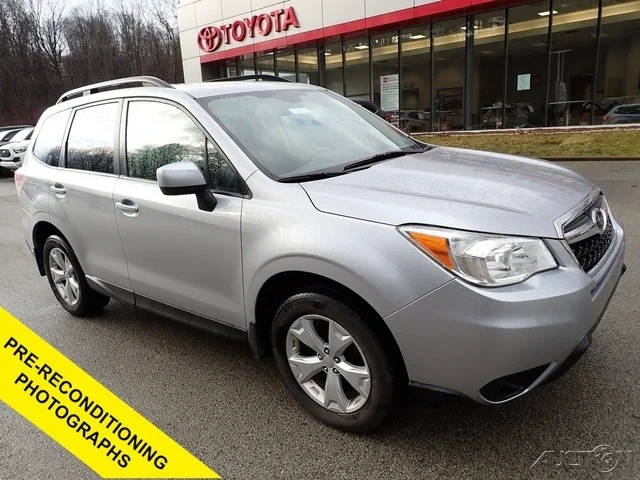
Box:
16 76 625 432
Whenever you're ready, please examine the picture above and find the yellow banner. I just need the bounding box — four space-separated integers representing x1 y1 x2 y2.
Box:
0 307 219 478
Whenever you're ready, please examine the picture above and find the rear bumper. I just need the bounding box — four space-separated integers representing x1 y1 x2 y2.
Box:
385 218 625 404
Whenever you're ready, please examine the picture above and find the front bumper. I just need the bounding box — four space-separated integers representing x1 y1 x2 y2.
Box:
385 218 625 404
0 153 24 170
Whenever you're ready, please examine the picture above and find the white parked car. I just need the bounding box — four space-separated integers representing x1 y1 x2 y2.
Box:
0 127 34 171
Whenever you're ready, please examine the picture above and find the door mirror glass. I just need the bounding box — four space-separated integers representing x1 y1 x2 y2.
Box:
157 161 217 212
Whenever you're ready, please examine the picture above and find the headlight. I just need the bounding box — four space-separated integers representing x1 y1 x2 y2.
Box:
13 146 27 153
399 225 557 286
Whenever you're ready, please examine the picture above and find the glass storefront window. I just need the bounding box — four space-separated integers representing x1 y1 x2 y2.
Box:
225 58 238 78
400 26 431 132
433 18 466 130
199 1 627 129
372 30 399 120
548 0 599 126
240 54 256 75
594 0 640 124
275 48 296 81
471 11 506 129
505 1 549 128
344 35 370 99
256 51 275 75
296 45 320 85
324 40 344 94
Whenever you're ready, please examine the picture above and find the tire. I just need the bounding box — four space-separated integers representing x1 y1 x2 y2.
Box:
43 235 110 316
271 291 397 432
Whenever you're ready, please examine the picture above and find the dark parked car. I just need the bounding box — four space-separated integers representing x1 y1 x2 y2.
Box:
399 110 431 132
352 99 388 119
479 103 543 129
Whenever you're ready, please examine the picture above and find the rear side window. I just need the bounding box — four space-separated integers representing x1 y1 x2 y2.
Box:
33 110 71 166
66 102 118 174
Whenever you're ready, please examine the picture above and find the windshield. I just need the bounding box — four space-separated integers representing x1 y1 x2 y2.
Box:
1 130 19 142
199 88 423 180
12 128 34 142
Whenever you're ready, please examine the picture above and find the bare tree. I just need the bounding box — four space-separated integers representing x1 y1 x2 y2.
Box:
0 0 184 125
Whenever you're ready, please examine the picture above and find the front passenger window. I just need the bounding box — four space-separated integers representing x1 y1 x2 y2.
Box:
126 101 206 181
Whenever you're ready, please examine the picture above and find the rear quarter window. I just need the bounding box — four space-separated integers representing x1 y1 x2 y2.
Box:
32 110 71 166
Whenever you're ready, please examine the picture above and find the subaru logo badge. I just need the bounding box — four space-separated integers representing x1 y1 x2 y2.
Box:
590 207 608 234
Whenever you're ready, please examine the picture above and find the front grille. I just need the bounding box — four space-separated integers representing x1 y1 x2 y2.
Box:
0 149 10 158
569 220 614 272
562 192 615 273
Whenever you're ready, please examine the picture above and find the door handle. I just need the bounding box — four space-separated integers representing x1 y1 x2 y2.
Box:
50 184 66 197
115 200 139 216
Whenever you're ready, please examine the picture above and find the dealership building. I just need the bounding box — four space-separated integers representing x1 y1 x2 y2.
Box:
177 0 640 131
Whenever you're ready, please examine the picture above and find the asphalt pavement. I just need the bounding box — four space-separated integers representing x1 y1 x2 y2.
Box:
0 161 638 479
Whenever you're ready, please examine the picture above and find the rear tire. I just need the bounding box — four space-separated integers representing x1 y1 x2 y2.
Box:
271 291 397 432
43 235 110 316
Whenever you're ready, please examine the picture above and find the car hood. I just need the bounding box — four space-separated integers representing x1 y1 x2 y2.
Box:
301 147 594 238
3 140 29 150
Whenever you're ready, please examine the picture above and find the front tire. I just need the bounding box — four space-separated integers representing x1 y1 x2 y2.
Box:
43 235 110 316
271 292 397 432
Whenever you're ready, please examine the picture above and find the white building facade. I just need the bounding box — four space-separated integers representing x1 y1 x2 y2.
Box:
178 0 640 131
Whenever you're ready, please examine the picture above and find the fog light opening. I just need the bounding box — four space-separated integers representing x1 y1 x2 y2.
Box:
480 364 550 402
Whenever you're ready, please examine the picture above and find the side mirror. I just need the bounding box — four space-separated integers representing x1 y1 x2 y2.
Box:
157 161 217 212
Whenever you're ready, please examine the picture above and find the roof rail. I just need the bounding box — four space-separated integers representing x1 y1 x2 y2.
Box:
209 74 291 83
56 76 175 104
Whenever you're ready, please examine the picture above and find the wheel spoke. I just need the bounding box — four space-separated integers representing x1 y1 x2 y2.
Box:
65 279 75 303
51 250 65 270
64 257 73 275
50 267 65 283
288 354 323 383
328 320 353 356
68 277 80 299
289 316 326 354
56 281 67 300
335 361 370 397
324 372 350 413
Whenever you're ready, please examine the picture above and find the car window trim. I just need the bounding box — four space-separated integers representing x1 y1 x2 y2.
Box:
121 96 251 198
62 99 122 176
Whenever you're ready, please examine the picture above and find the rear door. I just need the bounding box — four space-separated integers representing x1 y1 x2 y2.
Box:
113 98 246 328
48 100 131 290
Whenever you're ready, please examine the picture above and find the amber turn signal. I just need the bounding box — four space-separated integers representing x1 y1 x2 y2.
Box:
407 231 455 269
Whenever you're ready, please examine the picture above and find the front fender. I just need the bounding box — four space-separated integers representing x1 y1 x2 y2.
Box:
241 181 454 328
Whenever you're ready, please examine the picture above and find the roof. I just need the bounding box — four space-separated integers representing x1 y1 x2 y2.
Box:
43 76 321 120
173 80 319 99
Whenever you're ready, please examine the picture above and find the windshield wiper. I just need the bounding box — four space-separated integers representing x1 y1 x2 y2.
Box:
341 150 409 171
279 144 433 182
279 170 348 183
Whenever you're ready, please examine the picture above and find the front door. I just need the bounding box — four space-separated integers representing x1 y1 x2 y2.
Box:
113 99 246 329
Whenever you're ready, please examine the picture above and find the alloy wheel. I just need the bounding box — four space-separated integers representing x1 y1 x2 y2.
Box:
48 247 79 306
285 314 371 413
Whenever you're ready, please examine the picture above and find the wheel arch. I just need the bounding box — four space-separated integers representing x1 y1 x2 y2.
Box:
32 221 68 276
251 270 408 384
